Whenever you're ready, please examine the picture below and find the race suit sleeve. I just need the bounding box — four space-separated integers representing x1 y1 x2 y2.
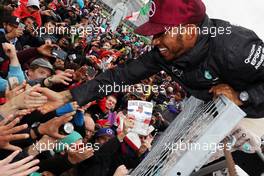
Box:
70 49 162 106
223 27 264 117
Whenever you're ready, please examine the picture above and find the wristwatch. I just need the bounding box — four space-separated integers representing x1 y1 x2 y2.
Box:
0 114 4 122
32 122 42 140
239 91 249 102
46 76 54 87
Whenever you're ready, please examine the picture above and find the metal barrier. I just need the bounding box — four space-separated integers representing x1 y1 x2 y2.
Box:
130 96 246 176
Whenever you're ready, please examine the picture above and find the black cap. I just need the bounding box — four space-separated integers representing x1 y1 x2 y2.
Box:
3 16 20 26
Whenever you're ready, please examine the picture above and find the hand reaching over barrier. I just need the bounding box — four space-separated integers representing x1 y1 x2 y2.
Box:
0 151 39 176
0 117 29 151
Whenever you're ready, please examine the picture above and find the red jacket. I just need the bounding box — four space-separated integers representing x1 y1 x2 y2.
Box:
13 1 42 27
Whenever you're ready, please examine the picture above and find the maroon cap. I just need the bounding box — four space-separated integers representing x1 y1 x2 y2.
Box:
135 0 206 36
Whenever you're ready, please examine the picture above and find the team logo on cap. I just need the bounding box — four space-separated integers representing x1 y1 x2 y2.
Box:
149 1 156 17
106 129 113 135
172 66 183 77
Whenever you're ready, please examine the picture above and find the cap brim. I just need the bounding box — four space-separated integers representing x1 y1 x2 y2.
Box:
10 22 19 26
27 4 40 9
35 64 54 72
134 21 166 36
97 134 114 138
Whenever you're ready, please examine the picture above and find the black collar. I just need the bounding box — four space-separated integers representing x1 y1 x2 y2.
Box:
171 15 212 69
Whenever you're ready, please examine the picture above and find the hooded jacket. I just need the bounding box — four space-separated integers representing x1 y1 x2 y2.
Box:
71 16 264 118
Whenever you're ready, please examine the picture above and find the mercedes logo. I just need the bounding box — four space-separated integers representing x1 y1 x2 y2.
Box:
172 66 183 77
148 1 156 17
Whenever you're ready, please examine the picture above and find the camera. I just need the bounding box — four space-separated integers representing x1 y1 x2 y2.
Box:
51 48 68 60
18 23 26 29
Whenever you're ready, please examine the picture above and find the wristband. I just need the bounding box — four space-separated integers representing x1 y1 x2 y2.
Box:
56 103 74 116
72 110 84 127
54 131 82 153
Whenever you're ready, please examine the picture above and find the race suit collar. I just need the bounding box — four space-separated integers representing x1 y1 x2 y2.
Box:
172 15 211 69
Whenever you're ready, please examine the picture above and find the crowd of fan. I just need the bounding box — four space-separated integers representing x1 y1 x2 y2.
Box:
0 0 186 175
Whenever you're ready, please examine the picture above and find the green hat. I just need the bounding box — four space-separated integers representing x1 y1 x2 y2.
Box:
29 172 41 176
54 131 82 153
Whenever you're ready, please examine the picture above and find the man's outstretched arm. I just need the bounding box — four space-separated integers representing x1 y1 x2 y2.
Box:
37 49 163 114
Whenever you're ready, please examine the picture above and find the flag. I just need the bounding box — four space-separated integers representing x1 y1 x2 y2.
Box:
141 0 150 4
125 11 140 21
139 3 150 16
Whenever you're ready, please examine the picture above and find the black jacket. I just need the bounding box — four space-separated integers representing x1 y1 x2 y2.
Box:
77 137 142 176
87 104 108 121
71 16 264 118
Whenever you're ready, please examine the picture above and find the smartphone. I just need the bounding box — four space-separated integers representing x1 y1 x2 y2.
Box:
51 48 68 60
18 23 25 29
87 66 96 77
8 77 19 90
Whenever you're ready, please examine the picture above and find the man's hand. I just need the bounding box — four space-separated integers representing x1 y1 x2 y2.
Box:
10 84 48 109
0 151 39 176
123 115 135 135
137 135 153 156
36 43 59 57
0 118 29 151
209 84 243 106
5 81 26 101
45 72 73 86
27 135 56 156
5 28 24 40
35 87 72 114
113 165 128 176
13 109 35 120
25 24 36 36
225 124 262 153
72 66 88 82
40 10 53 16
38 112 75 139
67 144 94 164
2 43 18 59
3 5 14 11
117 116 135 142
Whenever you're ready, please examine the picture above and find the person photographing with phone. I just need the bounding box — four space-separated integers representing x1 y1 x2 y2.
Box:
0 15 25 51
